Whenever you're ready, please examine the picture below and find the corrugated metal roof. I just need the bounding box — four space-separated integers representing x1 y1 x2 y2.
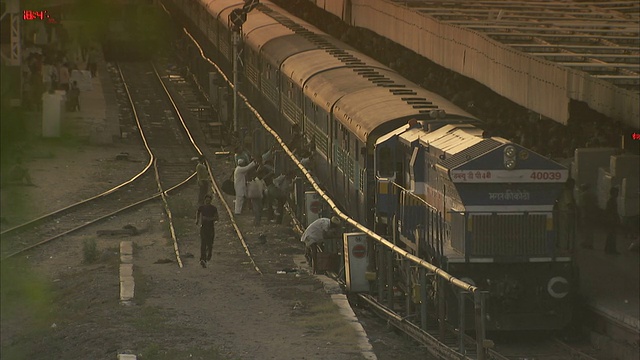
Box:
398 127 424 146
417 125 503 169
286 53 396 95
419 125 484 153
392 0 640 92
327 0 639 127
439 138 502 170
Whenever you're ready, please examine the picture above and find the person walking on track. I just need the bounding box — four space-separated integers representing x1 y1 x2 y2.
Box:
196 195 219 268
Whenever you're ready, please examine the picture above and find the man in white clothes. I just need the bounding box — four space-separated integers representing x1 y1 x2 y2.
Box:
233 158 258 214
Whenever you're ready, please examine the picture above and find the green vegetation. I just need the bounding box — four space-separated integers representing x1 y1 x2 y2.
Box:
132 305 166 331
0 258 55 358
168 196 195 219
82 237 99 263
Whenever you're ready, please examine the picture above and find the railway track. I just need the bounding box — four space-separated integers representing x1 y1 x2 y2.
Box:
356 292 602 359
1 62 199 260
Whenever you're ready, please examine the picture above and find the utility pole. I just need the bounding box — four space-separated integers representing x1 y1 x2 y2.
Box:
228 0 259 134
232 30 240 133
1 0 22 107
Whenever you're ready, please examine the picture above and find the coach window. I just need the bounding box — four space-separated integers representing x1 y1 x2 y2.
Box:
343 131 348 150
322 114 329 134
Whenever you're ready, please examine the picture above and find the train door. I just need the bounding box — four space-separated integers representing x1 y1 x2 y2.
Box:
342 129 352 210
330 116 339 194
374 137 399 233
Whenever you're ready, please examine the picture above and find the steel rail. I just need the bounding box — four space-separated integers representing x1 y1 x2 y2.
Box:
358 293 510 360
152 58 262 273
146 62 198 269
119 61 185 267
553 338 600 360
3 62 200 259
153 158 184 269
3 180 189 259
359 293 470 359
0 163 153 237
208 160 262 275
0 61 165 237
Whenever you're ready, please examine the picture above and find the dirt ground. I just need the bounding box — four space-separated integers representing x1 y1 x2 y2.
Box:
0 115 430 359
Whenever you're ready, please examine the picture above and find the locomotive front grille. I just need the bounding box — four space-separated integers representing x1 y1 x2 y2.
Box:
470 214 547 256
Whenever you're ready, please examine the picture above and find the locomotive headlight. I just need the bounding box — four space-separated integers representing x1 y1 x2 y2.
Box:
503 145 517 169
505 159 516 169
547 276 569 299
504 145 516 158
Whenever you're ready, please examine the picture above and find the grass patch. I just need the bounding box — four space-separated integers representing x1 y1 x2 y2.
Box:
167 196 196 219
132 306 166 331
82 237 99 264
132 266 150 304
0 258 55 358
0 258 53 324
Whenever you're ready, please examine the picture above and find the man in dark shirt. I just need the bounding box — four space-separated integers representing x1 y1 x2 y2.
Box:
196 195 219 267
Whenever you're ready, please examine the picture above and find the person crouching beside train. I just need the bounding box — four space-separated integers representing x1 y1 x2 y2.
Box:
301 216 342 271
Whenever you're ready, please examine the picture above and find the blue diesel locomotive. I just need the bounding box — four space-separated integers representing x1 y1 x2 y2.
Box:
166 0 576 331
376 122 573 330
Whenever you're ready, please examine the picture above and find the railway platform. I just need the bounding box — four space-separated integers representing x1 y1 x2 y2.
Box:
575 228 639 356
57 50 120 144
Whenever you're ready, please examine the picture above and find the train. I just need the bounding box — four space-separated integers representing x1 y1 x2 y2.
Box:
164 0 577 331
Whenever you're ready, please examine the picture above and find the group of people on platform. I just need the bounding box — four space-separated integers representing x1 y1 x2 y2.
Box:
22 35 98 113
231 143 294 226
557 178 638 255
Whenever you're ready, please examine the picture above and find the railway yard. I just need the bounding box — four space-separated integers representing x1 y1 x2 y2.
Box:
0 54 432 360
1 1 639 360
